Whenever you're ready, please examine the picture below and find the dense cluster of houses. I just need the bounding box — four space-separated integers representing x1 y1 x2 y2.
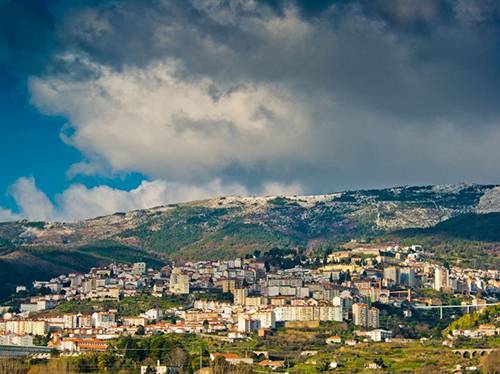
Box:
0 243 499 355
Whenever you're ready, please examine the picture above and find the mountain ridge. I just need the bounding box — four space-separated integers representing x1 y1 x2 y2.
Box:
2 183 500 249
1 183 500 298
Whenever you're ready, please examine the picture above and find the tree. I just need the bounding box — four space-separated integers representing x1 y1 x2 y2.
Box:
316 361 329 372
211 356 229 374
337 271 345 285
136 325 145 336
481 351 500 373
0 359 24 374
374 357 386 369
314 257 321 266
121 336 140 360
203 319 210 332
97 352 116 372
165 348 191 372
323 247 333 264
49 348 60 358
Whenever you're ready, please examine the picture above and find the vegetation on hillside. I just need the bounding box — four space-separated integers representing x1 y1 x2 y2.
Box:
0 242 165 301
445 305 500 336
78 240 165 268
394 213 500 242
384 213 500 269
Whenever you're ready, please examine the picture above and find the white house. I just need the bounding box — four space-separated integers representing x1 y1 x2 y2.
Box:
140 360 178 374
366 329 393 342
210 353 253 365
326 336 342 344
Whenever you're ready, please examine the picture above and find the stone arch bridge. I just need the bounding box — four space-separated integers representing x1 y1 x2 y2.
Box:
452 348 498 359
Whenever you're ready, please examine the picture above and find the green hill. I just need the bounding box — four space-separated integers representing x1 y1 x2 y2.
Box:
393 213 500 242
385 213 500 269
1 184 500 299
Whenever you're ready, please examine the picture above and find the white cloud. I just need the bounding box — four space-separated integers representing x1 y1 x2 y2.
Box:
8 176 56 221
54 179 250 221
29 56 310 184
261 182 304 196
1 176 302 222
0 207 20 222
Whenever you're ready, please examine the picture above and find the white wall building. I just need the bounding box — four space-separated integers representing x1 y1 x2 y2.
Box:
92 312 116 328
435 267 449 291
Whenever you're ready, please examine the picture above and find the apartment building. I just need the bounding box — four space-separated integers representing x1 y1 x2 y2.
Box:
352 303 379 328
234 288 248 305
353 303 369 327
3 319 49 336
169 268 190 294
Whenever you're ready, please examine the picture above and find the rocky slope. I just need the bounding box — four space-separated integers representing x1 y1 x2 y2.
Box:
1 183 500 255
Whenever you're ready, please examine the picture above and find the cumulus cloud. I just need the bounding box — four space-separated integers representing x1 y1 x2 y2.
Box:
29 56 310 185
0 207 20 222
1 176 302 222
53 179 250 221
8 177 56 221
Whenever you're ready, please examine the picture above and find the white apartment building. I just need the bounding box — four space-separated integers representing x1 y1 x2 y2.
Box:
245 297 268 308
435 267 450 291
275 306 343 322
254 310 276 328
132 262 147 275
237 316 260 333
63 314 79 329
368 308 380 329
353 303 379 328
366 329 392 342
0 333 33 346
4 320 49 336
353 303 368 327
92 312 116 328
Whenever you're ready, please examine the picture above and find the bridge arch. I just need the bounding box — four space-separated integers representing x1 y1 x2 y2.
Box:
253 351 269 359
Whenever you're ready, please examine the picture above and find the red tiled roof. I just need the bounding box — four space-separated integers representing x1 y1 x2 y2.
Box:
259 360 284 366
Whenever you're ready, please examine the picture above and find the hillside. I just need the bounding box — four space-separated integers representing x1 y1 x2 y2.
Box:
393 212 500 242
385 212 500 269
1 184 500 297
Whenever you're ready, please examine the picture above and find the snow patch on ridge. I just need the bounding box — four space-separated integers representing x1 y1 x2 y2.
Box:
477 187 500 213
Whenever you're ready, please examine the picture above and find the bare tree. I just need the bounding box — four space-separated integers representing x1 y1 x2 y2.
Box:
26 358 77 374
165 347 191 372
0 358 24 374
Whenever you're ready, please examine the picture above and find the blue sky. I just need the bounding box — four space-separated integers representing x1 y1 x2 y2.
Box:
0 65 147 213
1 0 500 221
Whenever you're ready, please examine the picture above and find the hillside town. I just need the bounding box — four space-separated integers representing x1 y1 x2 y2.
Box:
1 243 500 372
